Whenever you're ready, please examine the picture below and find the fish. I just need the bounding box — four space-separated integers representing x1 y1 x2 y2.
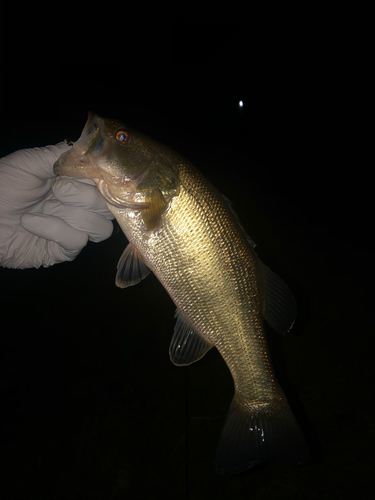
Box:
54 112 310 474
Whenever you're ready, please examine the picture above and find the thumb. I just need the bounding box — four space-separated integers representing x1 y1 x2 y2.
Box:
20 213 88 251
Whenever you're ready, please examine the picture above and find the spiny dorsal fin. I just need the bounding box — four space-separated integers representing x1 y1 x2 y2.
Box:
221 194 257 248
115 243 151 288
169 309 213 366
258 259 297 334
141 188 168 230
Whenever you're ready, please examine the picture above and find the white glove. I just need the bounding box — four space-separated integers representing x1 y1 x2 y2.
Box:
0 142 114 269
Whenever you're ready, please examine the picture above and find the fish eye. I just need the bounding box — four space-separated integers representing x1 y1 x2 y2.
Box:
116 130 131 144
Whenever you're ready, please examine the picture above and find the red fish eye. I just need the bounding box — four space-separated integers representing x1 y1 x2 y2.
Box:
116 130 131 143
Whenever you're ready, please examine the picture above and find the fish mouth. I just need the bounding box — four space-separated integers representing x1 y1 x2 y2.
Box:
53 112 108 178
80 112 107 157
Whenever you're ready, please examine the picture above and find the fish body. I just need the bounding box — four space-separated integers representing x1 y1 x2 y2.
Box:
54 113 310 474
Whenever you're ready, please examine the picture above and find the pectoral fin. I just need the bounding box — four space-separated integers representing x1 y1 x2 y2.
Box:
169 309 213 366
115 243 151 288
141 188 168 230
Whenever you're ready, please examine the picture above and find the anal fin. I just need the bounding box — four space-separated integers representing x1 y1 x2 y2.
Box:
115 243 151 288
169 309 213 366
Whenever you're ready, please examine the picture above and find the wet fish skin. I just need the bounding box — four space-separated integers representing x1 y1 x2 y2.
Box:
54 112 310 474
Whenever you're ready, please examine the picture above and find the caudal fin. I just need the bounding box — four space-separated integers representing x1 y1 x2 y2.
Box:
215 394 310 475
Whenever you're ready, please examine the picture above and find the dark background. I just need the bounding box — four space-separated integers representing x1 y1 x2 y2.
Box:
1 19 373 500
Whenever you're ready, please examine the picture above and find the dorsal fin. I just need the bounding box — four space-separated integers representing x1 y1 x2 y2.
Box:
221 194 295 334
221 194 257 248
115 243 151 288
169 309 213 366
141 188 168 230
258 259 297 334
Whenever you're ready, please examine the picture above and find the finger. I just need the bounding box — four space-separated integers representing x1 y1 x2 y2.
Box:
20 213 88 251
53 178 113 217
17 237 80 269
10 142 72 180
43 200 114 242
46 240 81 265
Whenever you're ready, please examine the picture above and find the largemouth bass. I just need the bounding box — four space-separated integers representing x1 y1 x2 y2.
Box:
54 112 310 474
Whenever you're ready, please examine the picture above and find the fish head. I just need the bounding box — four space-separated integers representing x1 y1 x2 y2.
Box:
53 112 180 211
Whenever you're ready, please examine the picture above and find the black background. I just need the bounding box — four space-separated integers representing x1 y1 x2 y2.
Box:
1 19 373 500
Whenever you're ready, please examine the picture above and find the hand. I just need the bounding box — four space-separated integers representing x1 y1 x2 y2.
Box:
0 142 114 269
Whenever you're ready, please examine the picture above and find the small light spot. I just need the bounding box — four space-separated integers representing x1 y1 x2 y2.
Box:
239 100 244 108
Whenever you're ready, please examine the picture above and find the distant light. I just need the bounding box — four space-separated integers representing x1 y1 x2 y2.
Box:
239 100 244 108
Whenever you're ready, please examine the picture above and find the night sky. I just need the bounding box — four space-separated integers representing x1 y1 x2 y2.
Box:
1 21 373 500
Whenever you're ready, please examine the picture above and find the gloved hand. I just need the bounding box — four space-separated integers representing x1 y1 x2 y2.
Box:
0 142 114 269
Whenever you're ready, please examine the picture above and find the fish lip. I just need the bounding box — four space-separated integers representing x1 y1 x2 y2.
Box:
79 112 101 140
80 112 107 157
53 149 73 175
53 112 108 177
53 144 94 176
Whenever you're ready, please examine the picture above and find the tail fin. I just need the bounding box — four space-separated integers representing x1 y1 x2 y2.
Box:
215 394 310 475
